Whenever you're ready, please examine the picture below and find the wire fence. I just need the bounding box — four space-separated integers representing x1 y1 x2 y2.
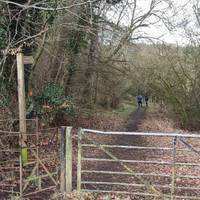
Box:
0 119 61 199
0 129 20 197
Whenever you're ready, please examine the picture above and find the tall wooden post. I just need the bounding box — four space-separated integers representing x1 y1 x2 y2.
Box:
17 52 27 164
60 126 73 193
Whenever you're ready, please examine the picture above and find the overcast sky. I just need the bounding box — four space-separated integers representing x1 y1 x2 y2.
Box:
146 0 194 45
106 0 196 45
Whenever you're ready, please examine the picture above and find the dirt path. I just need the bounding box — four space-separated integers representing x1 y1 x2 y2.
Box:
126 107 146 132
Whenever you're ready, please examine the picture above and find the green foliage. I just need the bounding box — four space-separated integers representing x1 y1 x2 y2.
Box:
32 83 75 119
67 62 76 77
64 27 88 85
38 83 65 106
113 102 136 118
64 9 90 82
0 95 9 108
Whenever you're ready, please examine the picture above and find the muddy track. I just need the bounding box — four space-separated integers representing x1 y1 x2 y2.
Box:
124 107 146 146
126 107 146 132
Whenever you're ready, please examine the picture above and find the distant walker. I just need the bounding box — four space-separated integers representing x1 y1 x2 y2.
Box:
145 95 149 107
137 95 143 107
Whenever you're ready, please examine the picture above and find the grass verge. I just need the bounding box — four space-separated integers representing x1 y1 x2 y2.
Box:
112 102 136 119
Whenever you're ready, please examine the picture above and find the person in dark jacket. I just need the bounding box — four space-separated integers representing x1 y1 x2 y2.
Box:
144 95 149 107
137 95 143 107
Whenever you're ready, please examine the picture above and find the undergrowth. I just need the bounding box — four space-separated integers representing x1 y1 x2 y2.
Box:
112 102 136 119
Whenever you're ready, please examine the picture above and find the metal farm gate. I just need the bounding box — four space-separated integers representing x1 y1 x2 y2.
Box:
77 129 200 200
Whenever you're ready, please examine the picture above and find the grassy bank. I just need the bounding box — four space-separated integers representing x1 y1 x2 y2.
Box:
112 102 136 119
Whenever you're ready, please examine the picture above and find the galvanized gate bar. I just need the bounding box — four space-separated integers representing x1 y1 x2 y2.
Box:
81 181 200 191
82 170 200 179
82 143 200 152
82 144 173 150
82 170 171 177
82 129 200 138
82 157 200 166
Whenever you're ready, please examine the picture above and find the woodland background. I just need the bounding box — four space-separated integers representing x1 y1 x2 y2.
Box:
0 0 199 130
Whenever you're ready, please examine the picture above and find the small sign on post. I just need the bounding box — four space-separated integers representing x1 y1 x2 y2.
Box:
17 52 28 164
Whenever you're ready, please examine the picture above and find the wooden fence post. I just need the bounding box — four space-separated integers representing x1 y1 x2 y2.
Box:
17 52 27 164
65 126 72 193
60 127 65 193
77 129 82 194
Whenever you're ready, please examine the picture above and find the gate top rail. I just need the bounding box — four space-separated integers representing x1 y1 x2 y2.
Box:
82 129 200 138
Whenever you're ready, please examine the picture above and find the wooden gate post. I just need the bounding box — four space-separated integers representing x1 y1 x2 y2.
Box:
60 126 73 193
60 127 65 193
65 126 72 193
17 52 27 164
